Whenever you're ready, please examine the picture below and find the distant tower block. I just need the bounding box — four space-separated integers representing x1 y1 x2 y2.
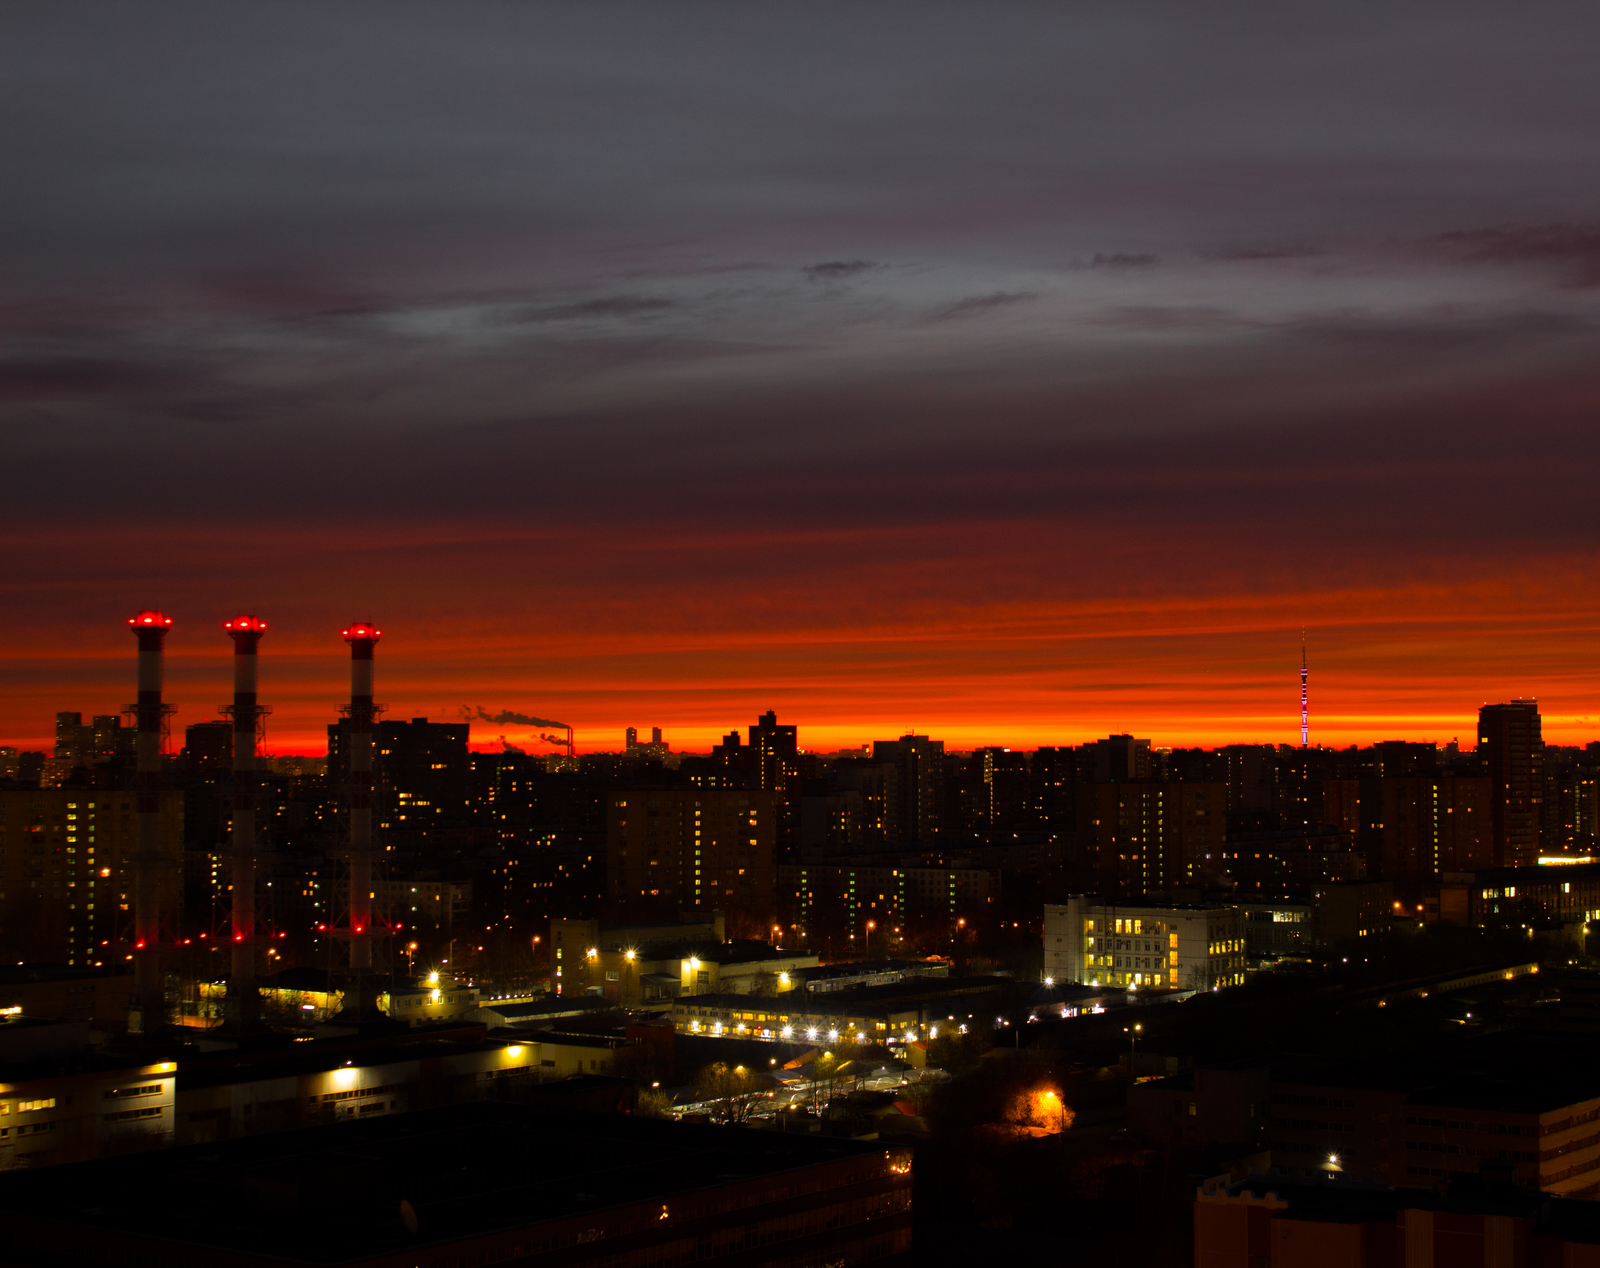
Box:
223 614 268 1033
342 622 382 1011
127 610 172 1035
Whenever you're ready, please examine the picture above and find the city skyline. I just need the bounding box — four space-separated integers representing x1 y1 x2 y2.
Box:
2 623 1591 756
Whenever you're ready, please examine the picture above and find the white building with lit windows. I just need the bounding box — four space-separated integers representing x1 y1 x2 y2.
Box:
1043 896 1246 991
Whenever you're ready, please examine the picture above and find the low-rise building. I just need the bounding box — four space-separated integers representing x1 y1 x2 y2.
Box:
0 964 135 1030
1266 1034 1600 1196
677 944 819 996
4 1024 627 1169
1238 901 1315 963
671 975 1017 1044
1195 1168 1600 1266
549 913 724 1000
1129 1060 1270 1150
0 1103 914 1268
0 1050 177 1172
1043 896 1246 990
380 975 480 1027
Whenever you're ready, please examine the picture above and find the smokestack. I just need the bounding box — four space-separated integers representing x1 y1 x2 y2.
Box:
223 615 267 1032
342 622 381 1008
127 610 172 1035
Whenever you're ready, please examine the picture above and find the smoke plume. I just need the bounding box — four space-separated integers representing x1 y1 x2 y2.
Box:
467 707 569 729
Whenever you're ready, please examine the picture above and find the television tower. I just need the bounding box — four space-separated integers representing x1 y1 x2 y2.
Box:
1300 629 1309 748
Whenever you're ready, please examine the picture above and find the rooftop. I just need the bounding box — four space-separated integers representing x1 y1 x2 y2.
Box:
0 1102 896 1265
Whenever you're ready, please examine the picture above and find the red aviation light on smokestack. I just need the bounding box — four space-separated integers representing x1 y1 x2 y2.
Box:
224 615 268 634
129 610 173 630
342 622 381 644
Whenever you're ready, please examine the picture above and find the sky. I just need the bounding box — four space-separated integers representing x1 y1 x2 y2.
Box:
4 1 1600 755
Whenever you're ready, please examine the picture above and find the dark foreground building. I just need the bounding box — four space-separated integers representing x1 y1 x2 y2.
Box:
0 1102 913 1268
1195 1168 1600 1266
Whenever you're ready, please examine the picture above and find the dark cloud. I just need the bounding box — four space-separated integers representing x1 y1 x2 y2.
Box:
0 358 201 402
1091 305 1248 331
1434 224 1600 286
1089 253 1159 269
510 296 675 323
928 292 1038 322
1212 245 1325 261
196 268 386 321
802 261 880 282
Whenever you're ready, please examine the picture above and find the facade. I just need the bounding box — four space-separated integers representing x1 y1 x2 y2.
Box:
1195 1170 1600 1268
0 1104 914 1268
0 787 183 967
671 975 1014 1043
1128 1060 1270 1149
607 788 778 924
1380 774 1493 875
1 1027 623 1171
0 1052 177 1172
549 914 724 997
374 877 471 928
1480 700 1544 868
0 965 136 1030
1075 781 1227 897
1268 1053 1600 1195
778 860 999 950
1437 860 1600 930
872 734 944 846
380 978 481 1027
1220 827 1366 894
1238 901 1315 963
328 716 471 842
677 945 820 997
1311 879 1395 947
1043 896 1246 991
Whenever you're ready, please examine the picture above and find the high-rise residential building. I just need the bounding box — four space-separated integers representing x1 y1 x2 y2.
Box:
607 788 777 928
872 735 943 846
1075 780 1227 896
1379 775 1493 876
0 787 184 966
1479 700 1543 867
1087 734 1153 783
182 720 233 777
1542 748 1600 855
623 727 669 761
51 712 132 770
328 716 470 842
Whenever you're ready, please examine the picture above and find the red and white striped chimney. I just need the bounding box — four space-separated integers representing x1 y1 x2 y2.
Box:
127 610 171 1034
223 615 267 1029
342 622 380 993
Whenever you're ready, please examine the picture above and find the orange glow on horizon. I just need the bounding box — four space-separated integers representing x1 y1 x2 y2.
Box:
2 519 1598 754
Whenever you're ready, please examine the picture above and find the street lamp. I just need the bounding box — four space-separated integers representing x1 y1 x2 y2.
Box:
1042 1090 1066 1134
1124 1022 1142 1073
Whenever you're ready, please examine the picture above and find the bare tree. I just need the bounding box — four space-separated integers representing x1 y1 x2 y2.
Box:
694 1062 775 1124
